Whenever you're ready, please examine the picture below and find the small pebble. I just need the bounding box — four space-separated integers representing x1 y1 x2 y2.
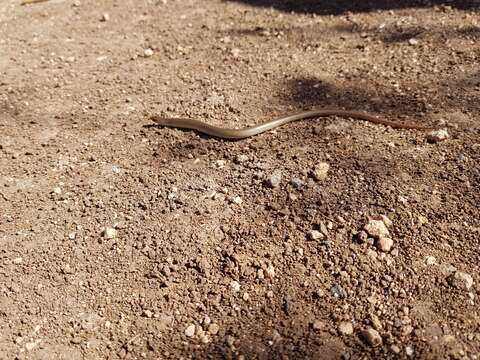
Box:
312 320 324 330
208 323 219 335
331 284 347 299
234 154 248 164
25 341 38 351
265 265 275 278
265 172 282 188
200 335 210 344
52 187 62 195
185 324 195 337
101 13 110 21
308 230 324 240
364 219 390 239
12 257 23 264
408 38 419 45
425 256 437 265
231 196 242 205
230 280 241 292
362 327 382 347
242 292 250 301
266 290 274 298
426 129 449 143
257 269 265 280
405 345 414 356
311 162 330 181
143 48 154 57
448 271 474 290
338 321 354 335
377 237 393 252
102 227 117 239
390 344 401 354
370 314 383 330
290 178 304 189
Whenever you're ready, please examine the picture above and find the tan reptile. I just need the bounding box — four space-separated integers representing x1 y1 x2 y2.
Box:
151 109 438 140
21 0 50 5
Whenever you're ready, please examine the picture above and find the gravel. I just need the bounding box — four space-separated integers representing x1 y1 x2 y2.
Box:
362 327 383 347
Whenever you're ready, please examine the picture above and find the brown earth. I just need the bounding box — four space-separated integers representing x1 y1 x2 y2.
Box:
1 0 479 359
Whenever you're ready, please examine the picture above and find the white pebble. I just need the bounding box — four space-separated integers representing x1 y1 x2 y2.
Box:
405 345 414 356
311 162 330 181
426 129 449 143
408 38 419 45
184 324 195 337
231 196 242 205
102 227 117 239
230 280 241 292
143 48 154 57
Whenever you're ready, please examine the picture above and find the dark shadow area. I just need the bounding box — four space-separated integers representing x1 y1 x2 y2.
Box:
281 78 433 126
229 0 479 15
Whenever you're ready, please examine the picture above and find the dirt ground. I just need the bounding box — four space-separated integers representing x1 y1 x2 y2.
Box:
1 0 479 359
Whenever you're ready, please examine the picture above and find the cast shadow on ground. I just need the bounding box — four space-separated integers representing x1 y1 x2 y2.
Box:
229 0 479 15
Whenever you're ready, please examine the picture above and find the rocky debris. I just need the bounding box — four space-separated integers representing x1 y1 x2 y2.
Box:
101 227 117 239
425 256 437 265
408 38 419 45
377 237 393 252
448 271 474 290
143 48 154 57
331 284 347 299
338 321 354 335
405 346 414 356
364 219 390 239
362 327 382 347
290 177 304 189
426 129 449 143
208 323 220 335
230 280 241 292
308 230 324 240
370 314 383 331
312 320 325 330
234 154 248 164
390 344 401 354
265 172 282 188
265 265 275 278
185 324 195 337
311 162 330 181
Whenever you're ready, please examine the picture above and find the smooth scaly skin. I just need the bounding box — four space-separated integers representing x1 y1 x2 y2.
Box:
151 109 438 140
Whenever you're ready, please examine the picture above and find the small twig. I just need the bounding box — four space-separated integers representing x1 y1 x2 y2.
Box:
21 0 50 5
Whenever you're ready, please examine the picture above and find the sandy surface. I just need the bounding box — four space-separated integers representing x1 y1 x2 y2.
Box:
0 0 479 359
